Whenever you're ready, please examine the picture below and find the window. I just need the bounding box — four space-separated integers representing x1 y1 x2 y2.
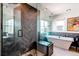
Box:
3 19 14 34
7 19 14 34
40 20 49 35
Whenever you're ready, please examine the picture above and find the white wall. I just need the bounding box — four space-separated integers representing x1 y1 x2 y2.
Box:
51 7 79 32
52 14 67 32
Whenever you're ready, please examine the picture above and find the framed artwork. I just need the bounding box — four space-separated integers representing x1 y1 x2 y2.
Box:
67 17 79 31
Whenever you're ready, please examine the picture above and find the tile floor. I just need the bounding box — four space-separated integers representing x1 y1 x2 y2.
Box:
52 46 79 56
22 46 79 56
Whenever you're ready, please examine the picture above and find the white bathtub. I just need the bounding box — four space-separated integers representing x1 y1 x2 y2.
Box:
47 36 73 50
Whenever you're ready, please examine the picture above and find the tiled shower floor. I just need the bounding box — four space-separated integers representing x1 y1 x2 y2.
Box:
22 49 44 56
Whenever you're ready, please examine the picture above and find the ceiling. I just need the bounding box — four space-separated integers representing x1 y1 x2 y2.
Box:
41 3 79 17
3 3 79 20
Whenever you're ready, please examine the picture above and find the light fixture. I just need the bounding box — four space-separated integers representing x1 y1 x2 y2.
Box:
66 9 71 13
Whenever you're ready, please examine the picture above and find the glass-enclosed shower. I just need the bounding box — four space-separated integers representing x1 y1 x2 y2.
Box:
0 3 40 56
0 3 53 56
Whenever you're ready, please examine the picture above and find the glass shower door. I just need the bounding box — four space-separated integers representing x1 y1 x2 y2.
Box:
0 3 1 56
2 4 17 56
2 3 23 56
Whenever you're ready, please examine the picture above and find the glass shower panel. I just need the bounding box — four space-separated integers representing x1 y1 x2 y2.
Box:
0 3 1 56
2 4 15 56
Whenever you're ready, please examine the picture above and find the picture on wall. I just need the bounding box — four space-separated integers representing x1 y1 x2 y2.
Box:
67 17 79 31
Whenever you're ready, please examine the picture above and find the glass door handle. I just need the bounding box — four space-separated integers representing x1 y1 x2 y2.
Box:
18 30 23 37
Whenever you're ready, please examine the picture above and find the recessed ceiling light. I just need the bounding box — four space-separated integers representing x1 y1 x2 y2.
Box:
66 9 71 12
